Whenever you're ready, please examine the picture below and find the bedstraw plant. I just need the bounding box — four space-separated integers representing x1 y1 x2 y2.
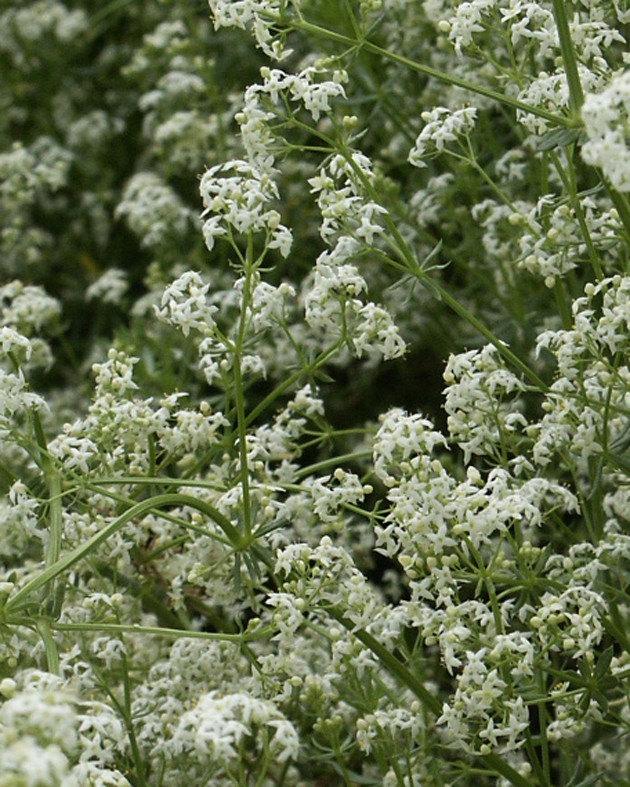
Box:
1 0 629 784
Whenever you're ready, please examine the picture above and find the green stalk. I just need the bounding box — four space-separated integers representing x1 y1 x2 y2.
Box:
604 181 630 247
36 619 60 675
551 0 584 116
549 149 604 281
120 650 148 787
5 493 244 615
233 349 253 536
294 450 373 480
232 235 256 537
428 279 548 390
31 408 65 618
276 16 574 128
323 137 549 391
49 621 270 642
31 412 62 568
244 341 343 427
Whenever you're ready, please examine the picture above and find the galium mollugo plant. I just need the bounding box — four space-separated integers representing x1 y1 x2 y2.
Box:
1 1 630 785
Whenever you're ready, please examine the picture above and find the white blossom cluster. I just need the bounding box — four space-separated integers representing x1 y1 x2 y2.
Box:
408 106 478 167
199 159 293 255
116 172 195 251
582 70 630 192
209 0 289 59
1 0 630 783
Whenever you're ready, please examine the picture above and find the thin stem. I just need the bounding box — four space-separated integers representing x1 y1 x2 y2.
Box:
551 0 584 116
426 278 548 390
31 412 62 569
25 389 66 620
36 619 60 675
232 235 258 536
120 649 148 787
233 352 253 536
49 621 269 642
551 149 604 281
82 482 232 544
538 676 552 787
604 180 630 249
278 15 575 128
294 450 373 480
244 340 343 427
5 493 244 614
323 138 549 390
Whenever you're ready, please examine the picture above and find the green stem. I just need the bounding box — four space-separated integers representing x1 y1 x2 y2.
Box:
5 493 244 614
244 341 343 427
82 482 231 544
294 450 373 479
428 279 548 390
30 404 65 618
604 180 630 250
233 235 256 537
120 649 148 787
326 606 441 715
48 621 269 642
279 16 574 128
329 139 548 390
538 675 552 786
36 619 60 675
31 412 62 565
550 149 604 281
233 351 253 536
551 0 584 116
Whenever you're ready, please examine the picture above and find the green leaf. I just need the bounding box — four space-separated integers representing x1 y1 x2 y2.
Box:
569 773 606 787
578 658 592 681
594 646 614 679
537 127 584 152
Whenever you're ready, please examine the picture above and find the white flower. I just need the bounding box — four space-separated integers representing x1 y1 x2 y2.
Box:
48 434 98 475
92 349 139 394
373 408 447 486
169 691 299 765
0 327 32 358
0 280 61 334
209 0 289 59
582 70 630 192
445 0 495 55
308 469 370 523
0 367 47 436
0 671 79 756
443 344 526 462
409 107 477 167
155 271 218 337
199 160 292 256
155 404 229 454
517 66 607 135
309 153 387 243
353 302 407 360
116 172 193 249
86 269 129 304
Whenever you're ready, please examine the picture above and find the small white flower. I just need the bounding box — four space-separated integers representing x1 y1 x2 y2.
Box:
86 269 129 304
409 107 477 167
155 271 218 337
582 70 630 192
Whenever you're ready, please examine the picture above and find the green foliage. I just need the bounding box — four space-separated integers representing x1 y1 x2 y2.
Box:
1 0 630 785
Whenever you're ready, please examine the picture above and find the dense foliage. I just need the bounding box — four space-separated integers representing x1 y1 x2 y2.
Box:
1 1 629 784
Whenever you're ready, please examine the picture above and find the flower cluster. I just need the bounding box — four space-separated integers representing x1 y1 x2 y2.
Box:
199 159 292 255
1 0 630 784
582 70 630 192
